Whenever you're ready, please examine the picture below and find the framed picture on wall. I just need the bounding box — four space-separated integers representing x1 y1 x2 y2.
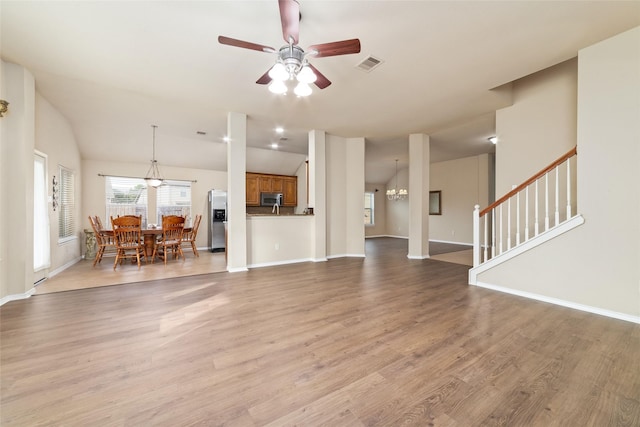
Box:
429 190 441 215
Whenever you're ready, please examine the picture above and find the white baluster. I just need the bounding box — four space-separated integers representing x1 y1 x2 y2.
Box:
535 180 539 236
491 208 496 259
483 212 488 263
473 205 480 267
516 191 521 245
507 198 512 251
499 205 503 255
555 166 560 226
525 186 529 241
545 174 550 231
566 158 572 219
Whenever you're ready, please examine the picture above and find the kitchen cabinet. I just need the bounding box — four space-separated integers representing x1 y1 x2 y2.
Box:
246 174 260 206
246 172 297 207
283 176 297 207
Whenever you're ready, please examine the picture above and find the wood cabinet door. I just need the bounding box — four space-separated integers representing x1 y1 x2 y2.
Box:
283 177 297 206
259 176 272 192
246 174 260 206
271 177 284 192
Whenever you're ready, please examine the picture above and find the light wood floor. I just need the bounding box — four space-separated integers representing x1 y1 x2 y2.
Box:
36 249 227 294
2 238 638 426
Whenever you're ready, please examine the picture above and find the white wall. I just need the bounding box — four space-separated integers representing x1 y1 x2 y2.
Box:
326 135 365 257
82 159 227 252
36 93 83 272
364 184 386 237
430 154 490 244
476 27 640 319
495 58 577 196
246 216 313 266
1 61 35 298
385 167 409 237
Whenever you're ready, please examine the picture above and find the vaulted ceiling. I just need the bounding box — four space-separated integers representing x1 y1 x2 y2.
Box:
2 1 638 183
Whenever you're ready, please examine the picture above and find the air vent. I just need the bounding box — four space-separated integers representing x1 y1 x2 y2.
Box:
356 55 383 72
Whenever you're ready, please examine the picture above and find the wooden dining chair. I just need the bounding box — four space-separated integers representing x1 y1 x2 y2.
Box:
152 215 186 265
181 214 202 257
89 215 116 267
111 215 146 270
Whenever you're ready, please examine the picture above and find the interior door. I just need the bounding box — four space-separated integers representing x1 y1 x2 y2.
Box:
34 151 50 284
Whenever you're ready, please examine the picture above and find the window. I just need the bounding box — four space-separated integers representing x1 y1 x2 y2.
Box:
157 180 192 225
364 192 375 226
58 166 76 241
105 176 148 228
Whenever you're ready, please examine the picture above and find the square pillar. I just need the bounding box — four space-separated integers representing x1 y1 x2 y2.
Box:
408 133 430 259
226 112 248 272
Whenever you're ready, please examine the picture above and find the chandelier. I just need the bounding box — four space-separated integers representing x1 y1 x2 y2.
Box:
387 159 408 201
144 125 164 188
267 45 317 97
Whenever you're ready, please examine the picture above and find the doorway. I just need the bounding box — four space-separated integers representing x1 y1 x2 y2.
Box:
34 151 50 284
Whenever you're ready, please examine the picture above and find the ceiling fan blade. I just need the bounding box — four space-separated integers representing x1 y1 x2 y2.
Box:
256 70 272 85
218 35 275 53
308 64 331 89
308 39 361 58
279 0 300 45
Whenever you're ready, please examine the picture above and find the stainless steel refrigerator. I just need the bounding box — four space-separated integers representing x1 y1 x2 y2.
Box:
208 189 227 252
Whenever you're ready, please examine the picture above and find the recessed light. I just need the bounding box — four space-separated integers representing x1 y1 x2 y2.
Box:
271 143 279 149
275 127 284 134
223 136 230 143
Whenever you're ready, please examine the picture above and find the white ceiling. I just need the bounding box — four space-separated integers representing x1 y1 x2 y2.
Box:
2 1 639 183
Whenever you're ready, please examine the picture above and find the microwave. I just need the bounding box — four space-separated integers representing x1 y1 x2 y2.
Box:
260 192 283 206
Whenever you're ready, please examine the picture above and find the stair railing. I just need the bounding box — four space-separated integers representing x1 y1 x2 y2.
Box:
473 146 578 267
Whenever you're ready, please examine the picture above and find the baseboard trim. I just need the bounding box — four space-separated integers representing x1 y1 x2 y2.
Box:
429 239 473 246
48 256 83 278
0 287 36 306
474 280 640 324
248 258 313 269
407 255 430 260
327 254 366 260
227 267 249 273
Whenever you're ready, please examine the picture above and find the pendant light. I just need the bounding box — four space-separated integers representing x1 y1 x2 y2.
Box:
144 124 164 188
386 159 408 201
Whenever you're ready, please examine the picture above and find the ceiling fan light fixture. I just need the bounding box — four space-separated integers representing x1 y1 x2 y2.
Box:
268 79 288 94
268 62 289 81
294 82 312 97
296 64 317 84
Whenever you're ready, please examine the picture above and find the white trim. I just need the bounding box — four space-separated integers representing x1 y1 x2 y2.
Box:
0 287 36 306
227 267 249 273
326 253 366 260
407 255 430 260
473 281 640 325
48 256 82 278
429 239 473 246
312 257 328 263
248 258 313 269
469 214 585 284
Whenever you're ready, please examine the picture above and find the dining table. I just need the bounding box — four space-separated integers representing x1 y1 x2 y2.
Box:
102 226 192 260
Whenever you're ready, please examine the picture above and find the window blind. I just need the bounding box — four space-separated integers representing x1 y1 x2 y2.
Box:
105 176 148 228
58 166 75 240
157 180 192 225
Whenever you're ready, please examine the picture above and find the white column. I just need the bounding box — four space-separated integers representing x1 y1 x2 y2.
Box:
308 130 327 262
345 137 365 257
226 112 248 272
408 133 430 259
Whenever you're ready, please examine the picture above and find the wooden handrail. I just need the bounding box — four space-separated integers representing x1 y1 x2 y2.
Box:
480 146 577 216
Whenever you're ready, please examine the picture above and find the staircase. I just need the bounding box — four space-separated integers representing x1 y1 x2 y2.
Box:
469 147 582 284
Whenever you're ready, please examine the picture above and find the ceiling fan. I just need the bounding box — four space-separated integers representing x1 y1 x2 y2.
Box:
218 0 361 96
